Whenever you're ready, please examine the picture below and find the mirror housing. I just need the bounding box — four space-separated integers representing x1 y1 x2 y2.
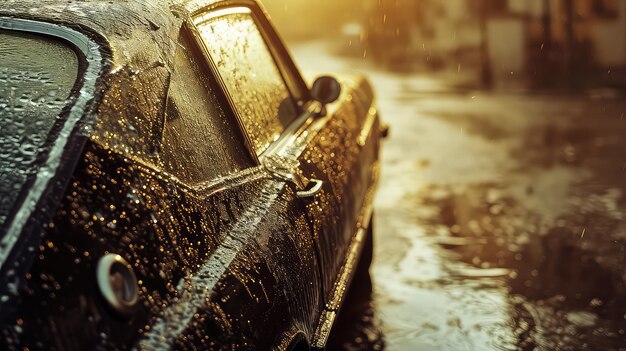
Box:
311 76 341 106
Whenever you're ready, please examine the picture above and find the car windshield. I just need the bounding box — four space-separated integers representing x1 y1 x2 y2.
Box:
0 30 79 229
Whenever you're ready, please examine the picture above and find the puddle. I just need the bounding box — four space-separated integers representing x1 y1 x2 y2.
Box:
334 97 626 350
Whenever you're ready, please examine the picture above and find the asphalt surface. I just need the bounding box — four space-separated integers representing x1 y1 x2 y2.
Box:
293 41 626 351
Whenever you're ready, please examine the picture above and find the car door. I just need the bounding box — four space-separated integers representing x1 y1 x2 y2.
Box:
187 2 380 306
139 23 323 349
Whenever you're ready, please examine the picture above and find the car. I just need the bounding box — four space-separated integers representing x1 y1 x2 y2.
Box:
0 0 383 349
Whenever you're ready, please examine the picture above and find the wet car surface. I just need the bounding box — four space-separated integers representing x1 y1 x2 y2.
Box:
292 42 626 351
0 1 382 350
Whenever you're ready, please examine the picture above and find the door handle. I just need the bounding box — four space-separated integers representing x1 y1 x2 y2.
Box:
296 178 324 198
262 155 324 198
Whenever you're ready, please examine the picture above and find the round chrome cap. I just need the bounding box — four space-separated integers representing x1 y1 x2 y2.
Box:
97 254 139 316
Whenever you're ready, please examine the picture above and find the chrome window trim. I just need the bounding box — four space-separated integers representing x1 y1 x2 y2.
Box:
259 101 323 159
0 17 104 270
192 5 252 24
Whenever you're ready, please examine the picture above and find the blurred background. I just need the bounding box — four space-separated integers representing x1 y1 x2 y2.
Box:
266 0 626 90
264 1 626 350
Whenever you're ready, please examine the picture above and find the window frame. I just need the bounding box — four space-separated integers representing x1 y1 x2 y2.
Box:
187 1 311 159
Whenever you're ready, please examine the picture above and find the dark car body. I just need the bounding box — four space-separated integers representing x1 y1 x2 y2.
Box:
0 0 382 349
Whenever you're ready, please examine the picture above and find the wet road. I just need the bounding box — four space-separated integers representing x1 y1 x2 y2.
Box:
293 42 626 350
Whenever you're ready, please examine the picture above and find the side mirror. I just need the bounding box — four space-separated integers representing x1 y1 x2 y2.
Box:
311 76 341 105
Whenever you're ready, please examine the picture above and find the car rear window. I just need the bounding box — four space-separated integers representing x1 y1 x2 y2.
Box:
0 30 79 228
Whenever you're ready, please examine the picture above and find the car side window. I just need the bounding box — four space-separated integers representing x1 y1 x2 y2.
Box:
193 7 298 155
159 31 254 186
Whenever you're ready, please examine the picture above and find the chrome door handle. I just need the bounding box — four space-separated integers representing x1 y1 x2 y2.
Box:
296 178 324 198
